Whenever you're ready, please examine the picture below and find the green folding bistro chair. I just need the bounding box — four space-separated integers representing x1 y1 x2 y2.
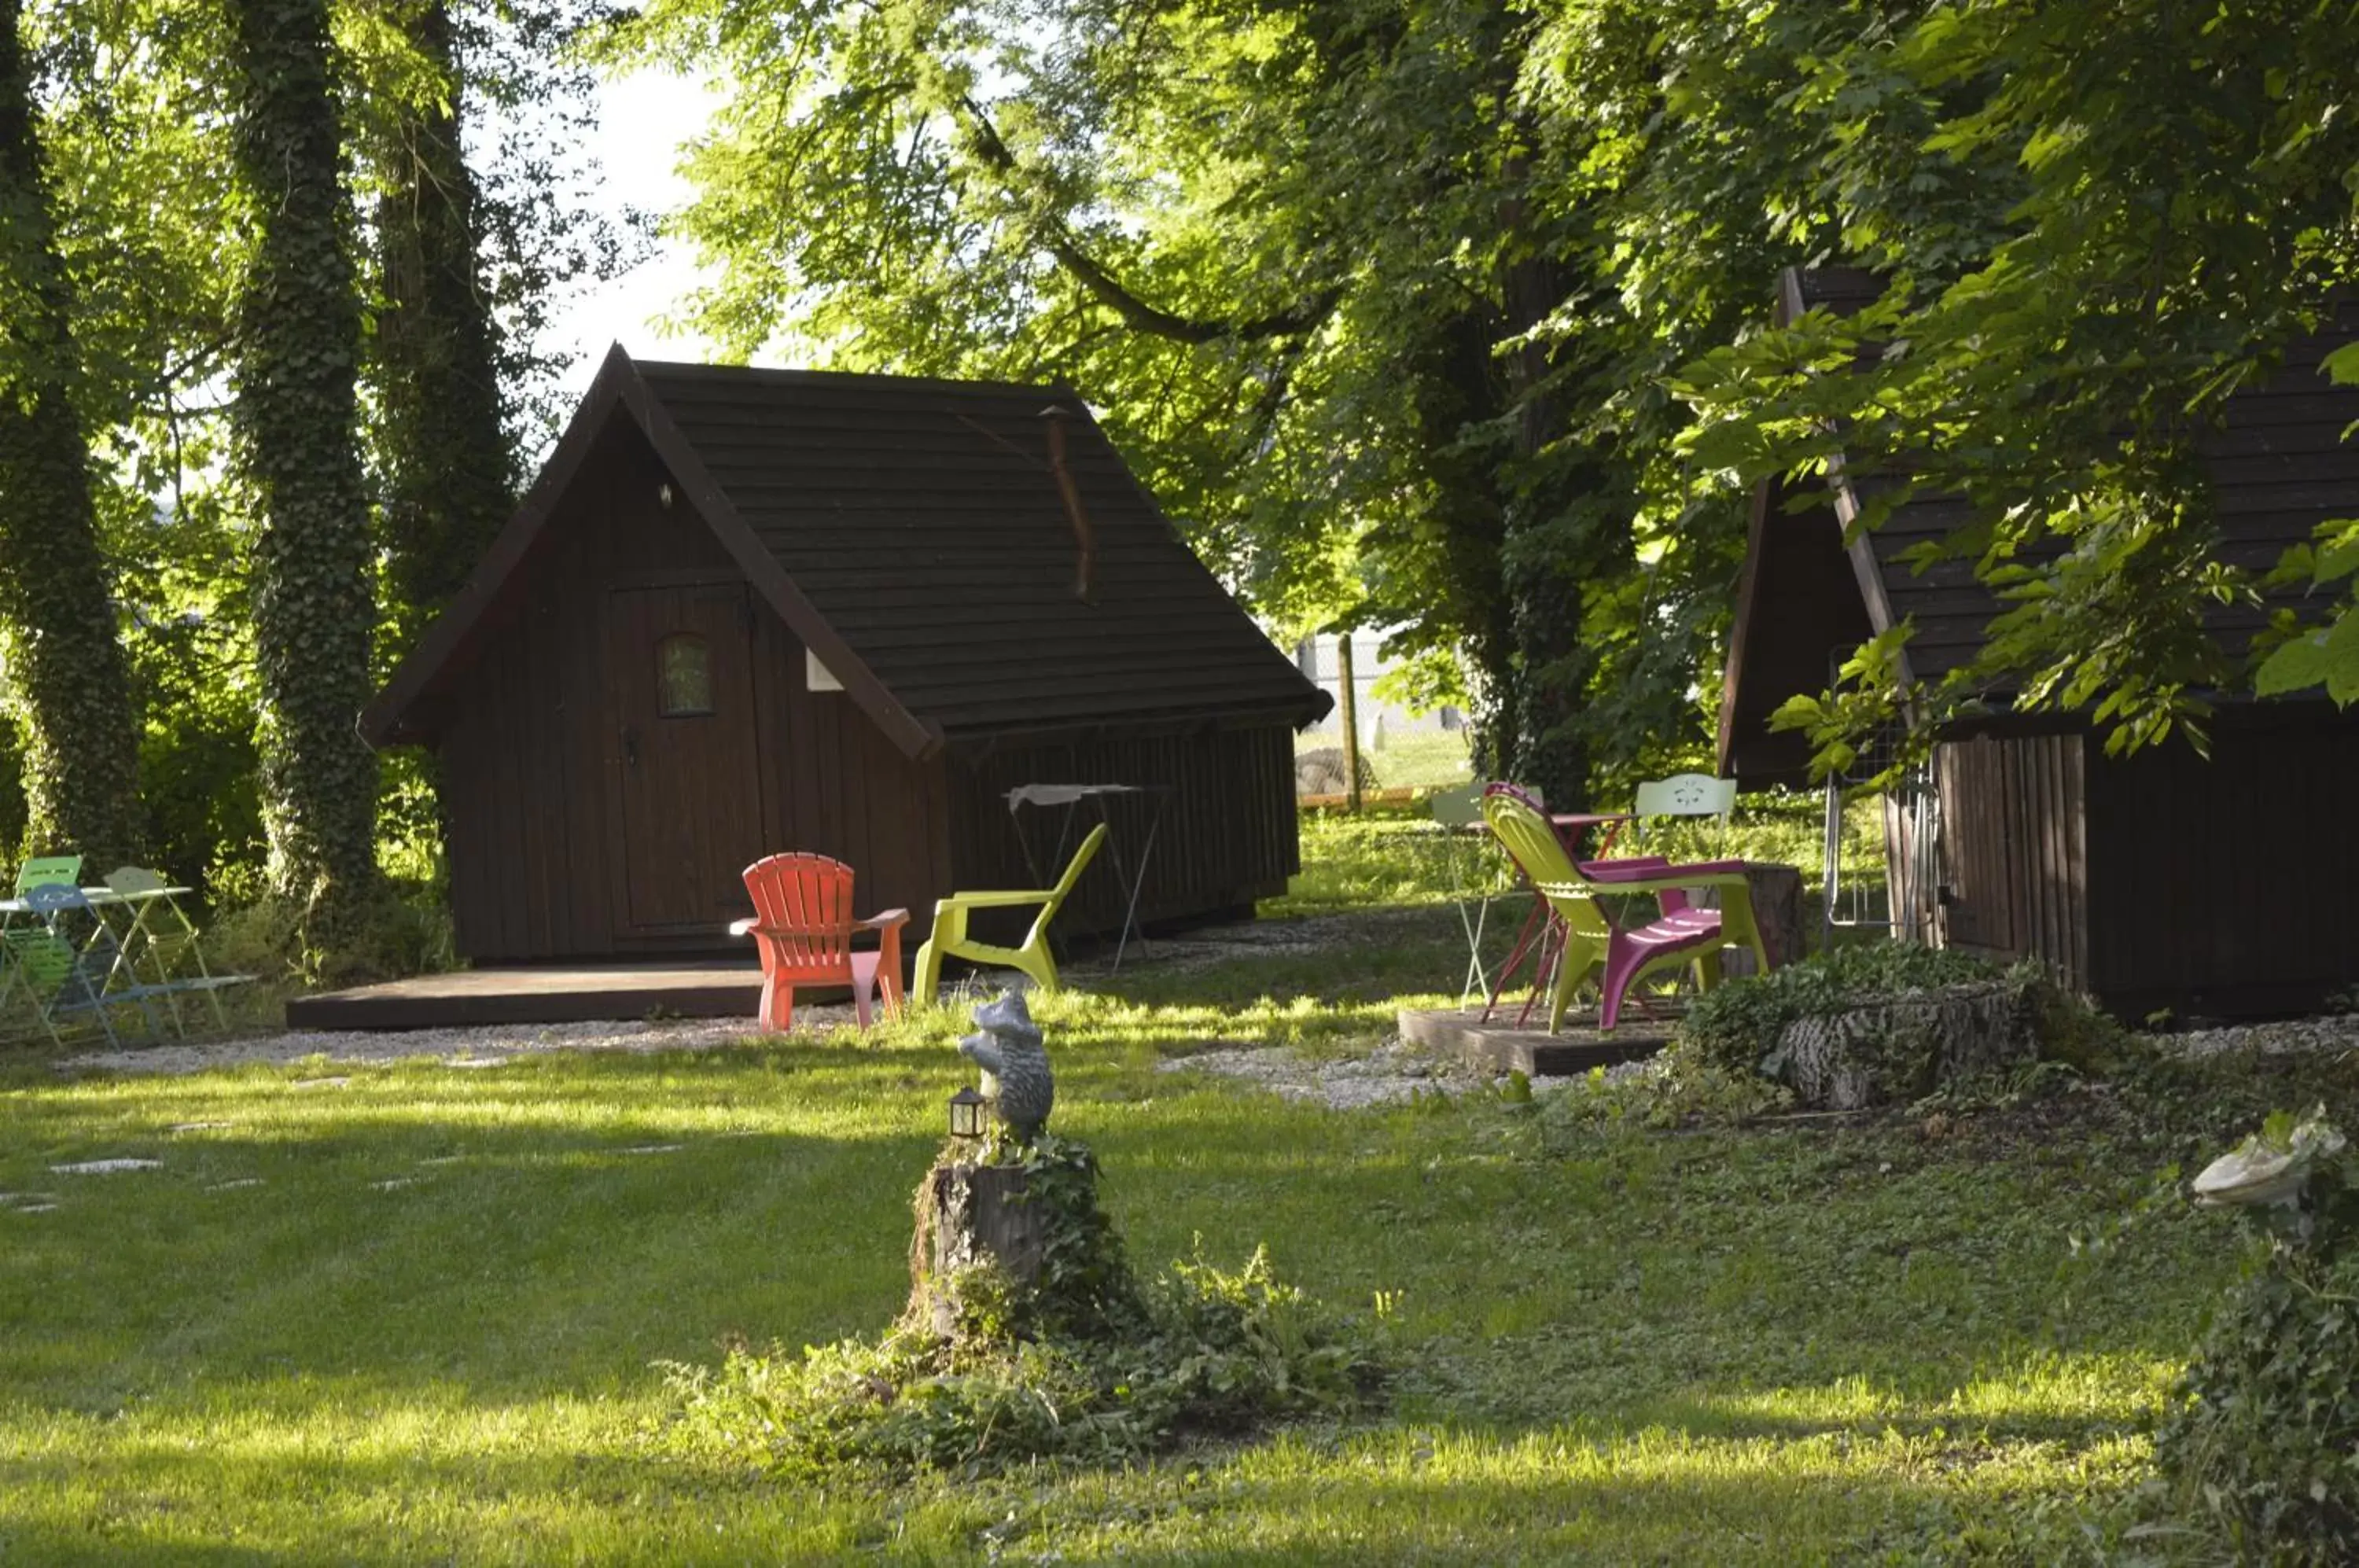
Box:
0 855 85 1034
13 856 84 896
101 866 252 1032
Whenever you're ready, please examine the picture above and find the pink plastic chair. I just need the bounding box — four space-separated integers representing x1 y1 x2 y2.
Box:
731 854 907 1032
1481 790 1768 1032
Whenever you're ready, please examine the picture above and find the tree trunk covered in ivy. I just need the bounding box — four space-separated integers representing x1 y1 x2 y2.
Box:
1475 167 1625 809
0 0 144 868
371 0 512 645
1411 308 1518 787
226 0 382 937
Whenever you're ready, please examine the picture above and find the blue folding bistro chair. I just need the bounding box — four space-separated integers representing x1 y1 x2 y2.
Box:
1 883 171 1047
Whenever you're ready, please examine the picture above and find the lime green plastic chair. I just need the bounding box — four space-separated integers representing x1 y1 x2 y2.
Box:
1481 789 1768 1032
913 823 1109 1002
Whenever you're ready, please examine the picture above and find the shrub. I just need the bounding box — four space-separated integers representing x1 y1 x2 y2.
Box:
208 879 456 992
2155 1113 2359 1565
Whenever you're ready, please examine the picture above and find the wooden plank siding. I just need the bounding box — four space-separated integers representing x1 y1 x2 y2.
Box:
943 727 1300 946
1931 734 2089 989
436 415 954 961
2082 708 2359 1018
1717 477 1879 785
1930 712 2359 1017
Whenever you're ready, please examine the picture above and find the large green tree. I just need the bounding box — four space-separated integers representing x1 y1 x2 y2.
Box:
0 0 143 867
611 0 1654 799
627 0 2359 794
1669 0 2359 759
224 0 383 934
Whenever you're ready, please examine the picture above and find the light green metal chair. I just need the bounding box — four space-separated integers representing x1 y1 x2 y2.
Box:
13 856 83 896
102 867 251 1032
1429 783 1507 1003
913 823 1109 1002
0 855 84 1034
2 882 169 1047
1629 772 1739 856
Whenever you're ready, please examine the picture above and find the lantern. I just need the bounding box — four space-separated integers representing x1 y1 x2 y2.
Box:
947 1086 988 1141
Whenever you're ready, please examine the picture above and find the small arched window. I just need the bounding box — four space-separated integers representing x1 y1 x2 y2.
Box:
657 634 714 716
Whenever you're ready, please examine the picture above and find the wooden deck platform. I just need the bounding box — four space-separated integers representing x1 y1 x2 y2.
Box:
285 961 766 1031
1398 1007 1673 1077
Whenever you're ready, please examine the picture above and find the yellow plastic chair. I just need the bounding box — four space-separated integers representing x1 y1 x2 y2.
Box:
1481 790 1768 1032
914 823 1108 1002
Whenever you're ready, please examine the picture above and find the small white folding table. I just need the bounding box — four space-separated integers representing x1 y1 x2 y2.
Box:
1004 783 1172 973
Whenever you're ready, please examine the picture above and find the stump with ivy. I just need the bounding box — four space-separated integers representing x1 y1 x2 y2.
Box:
661 992 1385 1476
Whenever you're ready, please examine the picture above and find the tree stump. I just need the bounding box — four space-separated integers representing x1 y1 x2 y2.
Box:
910 1160 1046 1338
1721 862 1805 978
1770 979 2040 1110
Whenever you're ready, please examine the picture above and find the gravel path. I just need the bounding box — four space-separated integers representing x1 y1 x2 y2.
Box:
1156 1037 1647 1110
2155 1013 2359 1059
1154 1040 1478 1110
56 898 2350 1102
55 1011 834 1077
52 910 1432 1081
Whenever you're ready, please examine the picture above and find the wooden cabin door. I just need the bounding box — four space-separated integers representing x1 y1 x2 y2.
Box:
603 582 767 937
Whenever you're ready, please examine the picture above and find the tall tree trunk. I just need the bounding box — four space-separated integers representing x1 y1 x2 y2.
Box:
226 0 382 938
1492 164 1617 808
373 0 512 645
0 0 144 868
1411 307 1515 785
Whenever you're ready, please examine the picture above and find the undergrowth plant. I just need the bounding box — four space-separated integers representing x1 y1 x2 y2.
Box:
2155 1110 2359 1564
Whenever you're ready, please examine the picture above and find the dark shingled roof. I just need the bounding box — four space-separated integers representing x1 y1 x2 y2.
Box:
366 348 1330 754
1720 271 2359 783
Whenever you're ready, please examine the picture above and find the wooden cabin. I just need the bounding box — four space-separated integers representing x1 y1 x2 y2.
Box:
1721 269 2359 1018
363 348 1330 965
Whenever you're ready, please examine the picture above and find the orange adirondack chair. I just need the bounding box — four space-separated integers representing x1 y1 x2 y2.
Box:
731 854 908 1032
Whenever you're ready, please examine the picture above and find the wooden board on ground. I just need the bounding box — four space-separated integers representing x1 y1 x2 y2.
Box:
1398 1007 1673 1077
285 961 766 1030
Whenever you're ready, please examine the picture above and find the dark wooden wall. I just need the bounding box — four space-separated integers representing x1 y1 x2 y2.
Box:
1932 734 2090 988
1930 712 2359 1017
435 413 952 963
2082 708 2359 1018
747 606 954 947
944 726 1301 944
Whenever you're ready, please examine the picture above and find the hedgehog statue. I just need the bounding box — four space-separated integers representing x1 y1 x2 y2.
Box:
957 988 1054 1140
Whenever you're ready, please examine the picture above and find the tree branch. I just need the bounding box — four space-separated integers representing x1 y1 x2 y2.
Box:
952 94 1340 345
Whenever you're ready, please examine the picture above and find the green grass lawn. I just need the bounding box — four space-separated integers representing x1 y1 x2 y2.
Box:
2 898 2344 1562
